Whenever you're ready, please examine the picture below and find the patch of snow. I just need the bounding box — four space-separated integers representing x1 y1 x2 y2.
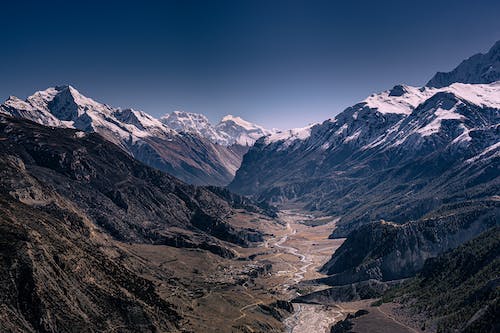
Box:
74 131 86 138
416 107 464 137
343 129 361 143
451 124 472 143
335 123 348 135
363 81 500 115
465 142 500 163
265 124 316 144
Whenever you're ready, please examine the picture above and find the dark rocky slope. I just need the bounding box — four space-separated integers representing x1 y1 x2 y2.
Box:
381 227 500 333
427 40 500 88
0 114 282 332
320 199 499 283
0 115 265 256
0 195 180 333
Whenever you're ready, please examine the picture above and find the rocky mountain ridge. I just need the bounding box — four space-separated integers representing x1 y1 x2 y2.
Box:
230 64 500 234
0 86 261 186
427 40 500 88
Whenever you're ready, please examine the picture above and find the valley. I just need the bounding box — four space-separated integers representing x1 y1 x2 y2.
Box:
108 209 348 333
229 209 349 333
0 22 498 332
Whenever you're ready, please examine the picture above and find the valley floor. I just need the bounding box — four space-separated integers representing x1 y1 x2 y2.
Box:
103 209 419 333
246 210 420 333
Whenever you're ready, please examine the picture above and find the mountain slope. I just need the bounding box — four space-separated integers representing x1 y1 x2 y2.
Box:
0 195 181 333
0 114 284 333
0 115 266 256
319 199 499 283
0 86 244 185
230 81 500 236
427 40 500 88
381 227 500 333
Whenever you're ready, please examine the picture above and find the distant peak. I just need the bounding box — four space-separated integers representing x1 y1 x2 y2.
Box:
219 114 256 128
221 114 239 121
162 110 210 122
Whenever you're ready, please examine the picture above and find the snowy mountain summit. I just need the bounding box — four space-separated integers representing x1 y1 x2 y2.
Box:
0 85 250 185
161 112 274 146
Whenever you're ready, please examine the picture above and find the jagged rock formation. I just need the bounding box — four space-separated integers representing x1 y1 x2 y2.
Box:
0 86 252 185
320 200 499 283
427 40 500 88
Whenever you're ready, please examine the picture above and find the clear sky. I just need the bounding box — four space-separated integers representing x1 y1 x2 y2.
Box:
1 0 499 129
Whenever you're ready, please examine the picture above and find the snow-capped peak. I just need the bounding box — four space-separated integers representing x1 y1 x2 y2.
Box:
160 111 230 145
160 111 275 146
0 85 177 145
220 114 260 130
161 111 213 132
216 114 275 146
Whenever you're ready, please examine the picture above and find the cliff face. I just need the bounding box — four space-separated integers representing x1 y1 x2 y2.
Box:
384 227 500 333
320 200 499 283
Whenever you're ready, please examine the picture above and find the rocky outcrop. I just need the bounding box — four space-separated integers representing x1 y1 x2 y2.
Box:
329 310 370 333
382 227 500 333
320 200 499 283
427 40 500 88
295 280 395 304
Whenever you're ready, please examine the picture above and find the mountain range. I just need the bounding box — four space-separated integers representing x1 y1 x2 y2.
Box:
0 113 282 332
0 39 499 333
0 87 273 186
230 40 500 282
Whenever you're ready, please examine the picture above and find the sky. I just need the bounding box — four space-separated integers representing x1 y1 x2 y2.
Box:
1 0 499 129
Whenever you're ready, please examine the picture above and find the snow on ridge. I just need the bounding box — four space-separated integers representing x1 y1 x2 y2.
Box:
363 85 434 115
465 142 500 163
160 111 274 146
446 82 500 109
219 114 265 131
363 81 500 115
416 107 465 137
265 123 316 144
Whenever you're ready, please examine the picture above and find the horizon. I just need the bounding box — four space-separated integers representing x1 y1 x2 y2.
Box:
1 0 499 128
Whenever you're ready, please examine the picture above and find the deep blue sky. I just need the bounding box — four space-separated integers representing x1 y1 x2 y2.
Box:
1 0 499 128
